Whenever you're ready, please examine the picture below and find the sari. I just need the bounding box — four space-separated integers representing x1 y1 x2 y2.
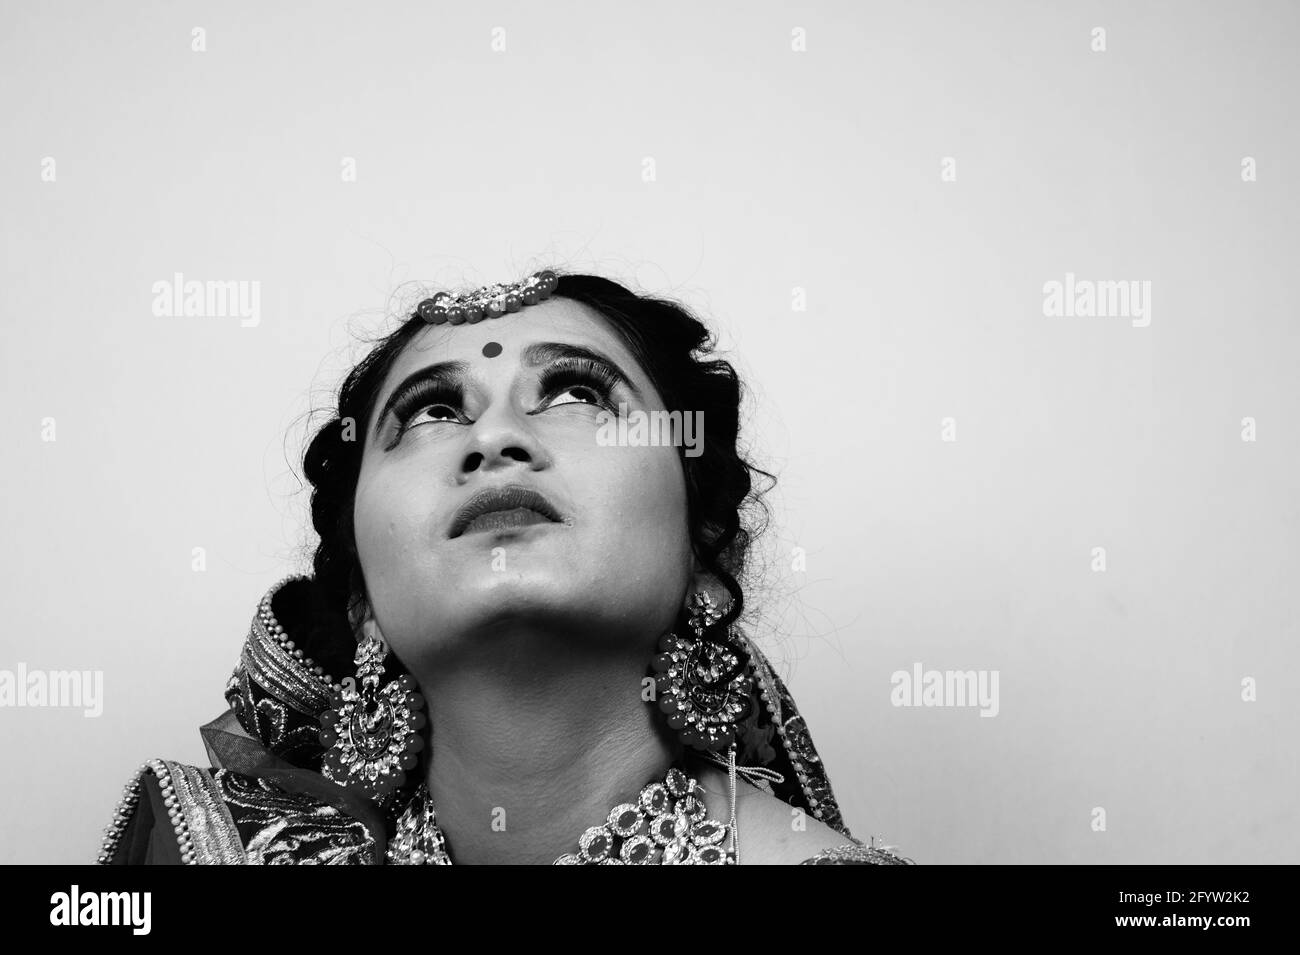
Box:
99 577 912 865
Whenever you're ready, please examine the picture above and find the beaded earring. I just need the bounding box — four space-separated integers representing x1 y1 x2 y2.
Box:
318 621 427 804
650 591 754 753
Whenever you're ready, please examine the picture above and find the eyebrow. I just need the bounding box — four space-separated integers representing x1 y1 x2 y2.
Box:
371 341 644 440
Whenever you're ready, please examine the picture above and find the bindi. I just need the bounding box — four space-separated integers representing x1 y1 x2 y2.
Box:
481 342 502 358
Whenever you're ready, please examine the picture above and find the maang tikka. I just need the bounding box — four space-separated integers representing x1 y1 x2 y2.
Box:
412 269 559 325
651 591 754 753
319 620 427 804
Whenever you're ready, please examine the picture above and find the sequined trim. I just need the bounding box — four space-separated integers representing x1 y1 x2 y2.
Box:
167 762 246 863
741 633 847 834
238 578 335 716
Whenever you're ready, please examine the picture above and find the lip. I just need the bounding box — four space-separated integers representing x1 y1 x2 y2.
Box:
448 484 565 539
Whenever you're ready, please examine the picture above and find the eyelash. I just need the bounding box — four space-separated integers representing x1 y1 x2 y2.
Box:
388 358 622 436
389 380 462 431
536 357 622 413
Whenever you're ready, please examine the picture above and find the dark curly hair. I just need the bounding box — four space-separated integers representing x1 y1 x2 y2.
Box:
287 272 774 677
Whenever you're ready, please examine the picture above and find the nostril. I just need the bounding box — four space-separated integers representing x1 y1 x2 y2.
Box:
462 442 536 474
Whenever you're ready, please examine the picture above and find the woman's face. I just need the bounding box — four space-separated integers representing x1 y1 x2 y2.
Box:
353 297 693 672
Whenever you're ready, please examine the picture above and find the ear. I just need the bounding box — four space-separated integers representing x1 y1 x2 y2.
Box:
353 612 390 656
347 597 376 637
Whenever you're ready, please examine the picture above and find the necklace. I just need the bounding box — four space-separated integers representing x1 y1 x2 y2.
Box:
387 764 735 865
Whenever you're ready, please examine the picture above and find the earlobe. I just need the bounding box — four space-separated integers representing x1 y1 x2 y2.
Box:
358 616 391 656
346 594 370 633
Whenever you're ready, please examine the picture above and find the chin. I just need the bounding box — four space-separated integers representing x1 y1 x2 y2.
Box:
443 570 587 624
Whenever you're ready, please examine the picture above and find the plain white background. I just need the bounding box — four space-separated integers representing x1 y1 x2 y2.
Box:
2 1 1297 863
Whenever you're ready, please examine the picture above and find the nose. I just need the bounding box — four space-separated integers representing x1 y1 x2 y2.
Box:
457 400 550 479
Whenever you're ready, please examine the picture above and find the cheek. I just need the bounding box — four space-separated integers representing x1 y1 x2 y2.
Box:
352 460 437 583
580 444 691 575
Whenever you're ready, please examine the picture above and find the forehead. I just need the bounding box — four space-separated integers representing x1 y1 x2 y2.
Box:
379 296 639 389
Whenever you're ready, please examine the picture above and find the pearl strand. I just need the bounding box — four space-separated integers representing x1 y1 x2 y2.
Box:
96 759 197 865
255 578 333 687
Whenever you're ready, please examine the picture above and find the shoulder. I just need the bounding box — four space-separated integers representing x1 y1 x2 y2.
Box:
98 758 380 865
98 758 243 864
797 841 916 865
695 765 915 866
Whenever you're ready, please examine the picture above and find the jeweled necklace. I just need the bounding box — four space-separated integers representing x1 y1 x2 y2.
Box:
387 764 735 865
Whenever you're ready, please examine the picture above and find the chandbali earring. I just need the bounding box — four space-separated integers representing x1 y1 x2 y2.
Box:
318 620 427 804
650 591 754 753
650 590 783 865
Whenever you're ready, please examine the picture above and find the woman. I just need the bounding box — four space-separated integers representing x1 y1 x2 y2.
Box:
98 270 913 865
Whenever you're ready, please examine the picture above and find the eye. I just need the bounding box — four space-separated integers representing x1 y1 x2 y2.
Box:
388 380 468 439
408 402 462 424
535 358 622 414
546 384 605 408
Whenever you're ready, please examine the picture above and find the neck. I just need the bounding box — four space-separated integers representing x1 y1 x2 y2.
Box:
416 629 679 865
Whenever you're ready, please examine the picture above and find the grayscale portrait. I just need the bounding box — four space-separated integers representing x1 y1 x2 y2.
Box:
2 1 1295 870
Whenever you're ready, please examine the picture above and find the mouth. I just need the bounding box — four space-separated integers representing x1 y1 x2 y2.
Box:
449 484 565 539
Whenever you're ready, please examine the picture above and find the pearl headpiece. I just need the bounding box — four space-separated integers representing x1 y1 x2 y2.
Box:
412 269 560 325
